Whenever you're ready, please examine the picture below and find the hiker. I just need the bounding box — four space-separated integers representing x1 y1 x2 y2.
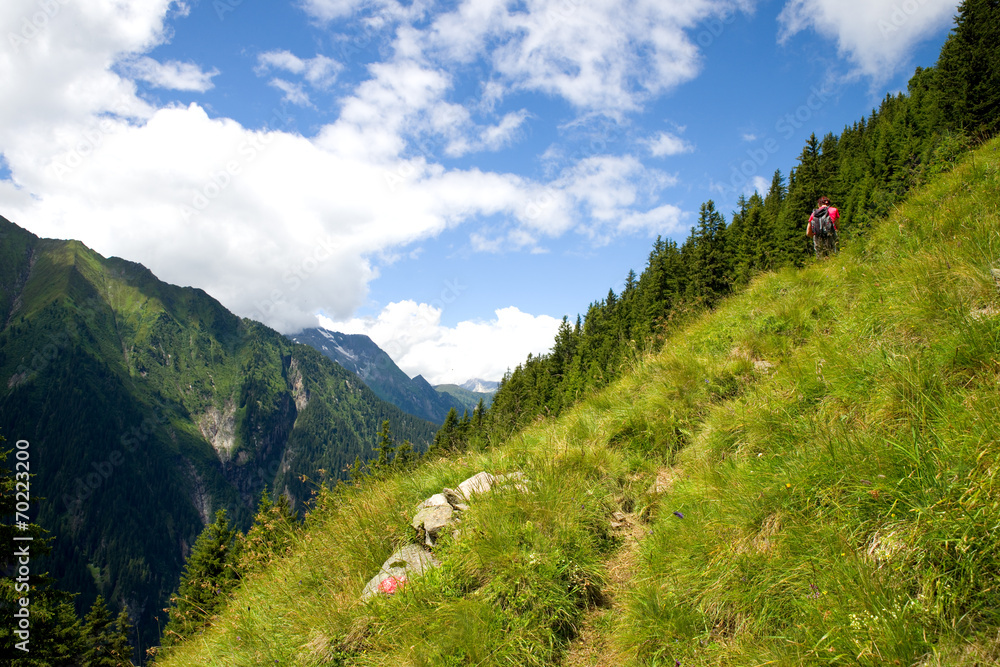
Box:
806 196 839 259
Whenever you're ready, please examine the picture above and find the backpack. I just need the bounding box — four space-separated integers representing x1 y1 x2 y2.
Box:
811 207 834 237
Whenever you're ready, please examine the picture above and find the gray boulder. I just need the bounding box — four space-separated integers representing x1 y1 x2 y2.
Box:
360 567 408 601
412 503 454 546
382 544 440 575
442 487 468 510
417 493 450 510
458 471 495 499
361 545 441 601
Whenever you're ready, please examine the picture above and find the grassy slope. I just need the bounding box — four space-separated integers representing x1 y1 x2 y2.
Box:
156 138 1000 666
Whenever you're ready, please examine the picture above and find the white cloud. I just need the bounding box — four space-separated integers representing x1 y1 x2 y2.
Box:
442 108 530 157
742 132 758 142
269 78 312 107
619 204 687 236
424 0 748 114
298 0 371 21
256 50 342 88
778 0 959 79
648 131 695 157
124 56 219 92
749 175 769 195
480 109 529 151
0 0 692 340
561 155 679 225
322 302 562 384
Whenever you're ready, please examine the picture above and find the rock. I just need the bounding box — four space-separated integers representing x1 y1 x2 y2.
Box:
412 503 454 546
361 545 441 602
442 487 465 507
381 544 440 575
417 493 450 510
361 568 408 601
458 472 495 499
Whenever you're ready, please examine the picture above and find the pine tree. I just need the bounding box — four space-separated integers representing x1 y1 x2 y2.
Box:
347 454 365 483
1 435 90 664
432 408 460 454
162 510 238 645
372 420 396 472
937 0 1000 137
458 410 471 442
83 595 133 666
394 439 416 469
687 201 729 303
776 136 822 265
472 398 486 431
108 610 134 666
235 490 299 576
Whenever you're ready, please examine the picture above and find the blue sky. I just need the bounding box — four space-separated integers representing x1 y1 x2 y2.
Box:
0 0 959 383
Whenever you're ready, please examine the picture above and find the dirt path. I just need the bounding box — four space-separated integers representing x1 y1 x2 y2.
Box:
563 468 679 667
562 511 647 667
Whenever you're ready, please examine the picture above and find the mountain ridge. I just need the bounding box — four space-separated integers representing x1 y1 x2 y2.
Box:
434 382 494 412
459 378 499 393
0 218 437 651
288 327 466 424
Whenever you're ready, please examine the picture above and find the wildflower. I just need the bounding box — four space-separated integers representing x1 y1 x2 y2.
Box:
786 483 792 489
673 511 684 519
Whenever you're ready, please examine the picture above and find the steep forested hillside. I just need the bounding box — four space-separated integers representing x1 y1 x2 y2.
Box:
0 223 436 653
475 0 999 446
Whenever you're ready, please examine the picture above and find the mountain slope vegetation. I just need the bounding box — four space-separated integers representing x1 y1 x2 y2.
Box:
153 133 1000 666
478 0 999 442
0 225 436 653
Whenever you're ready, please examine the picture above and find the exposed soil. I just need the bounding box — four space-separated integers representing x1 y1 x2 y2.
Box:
562 510 648 667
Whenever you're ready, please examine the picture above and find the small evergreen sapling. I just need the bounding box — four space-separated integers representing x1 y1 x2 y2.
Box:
161 509 238 645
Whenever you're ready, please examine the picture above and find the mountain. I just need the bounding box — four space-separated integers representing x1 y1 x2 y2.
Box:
288 327 465 424
434 383 494 412
0 218 437 652
460 378 499 393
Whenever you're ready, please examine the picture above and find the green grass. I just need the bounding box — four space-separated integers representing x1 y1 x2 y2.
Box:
156 138 1000 666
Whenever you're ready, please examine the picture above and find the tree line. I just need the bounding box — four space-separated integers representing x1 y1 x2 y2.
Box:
435 0 1000 450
